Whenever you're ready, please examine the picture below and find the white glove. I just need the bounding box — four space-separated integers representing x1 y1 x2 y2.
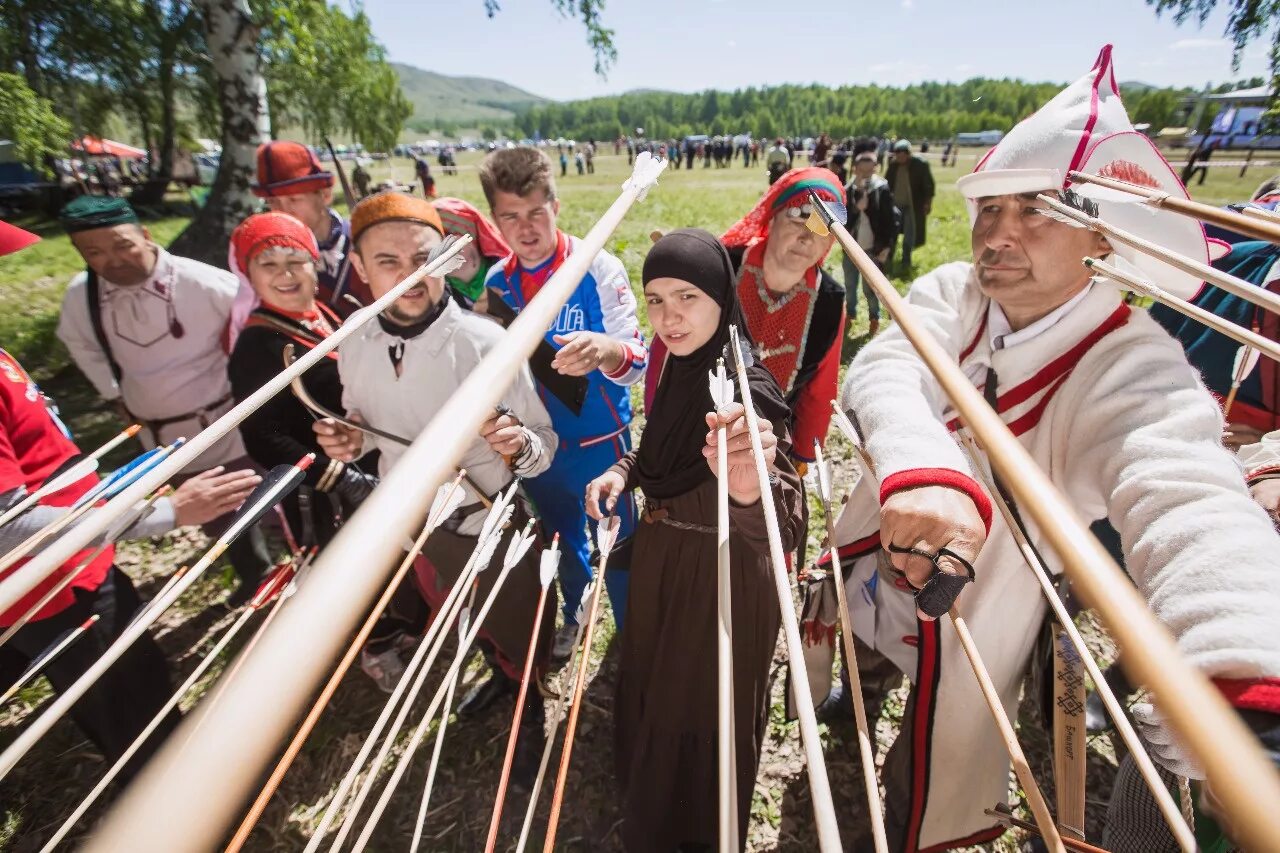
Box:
1132 701 1205 780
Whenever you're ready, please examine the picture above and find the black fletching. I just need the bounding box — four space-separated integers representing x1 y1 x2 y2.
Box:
222 461 308 544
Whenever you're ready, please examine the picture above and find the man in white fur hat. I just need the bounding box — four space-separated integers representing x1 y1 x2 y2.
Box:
813 45 1280 850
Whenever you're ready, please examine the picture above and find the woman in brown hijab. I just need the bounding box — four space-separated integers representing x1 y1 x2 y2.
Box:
585 229 804 851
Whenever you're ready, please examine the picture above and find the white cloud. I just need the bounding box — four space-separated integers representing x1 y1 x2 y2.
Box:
901 0 914 8
1170 37 1230 50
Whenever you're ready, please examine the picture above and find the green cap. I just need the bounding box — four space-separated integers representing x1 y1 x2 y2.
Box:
59 195 139 234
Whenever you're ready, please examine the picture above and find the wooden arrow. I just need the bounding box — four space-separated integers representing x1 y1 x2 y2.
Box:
542 516 619 853
0 487 170 654
0 235 472 618
1038 192 1280 319
709 358 740 853
0 454 312 783
223 475 465 853
347 518 543 852
410 520 539 853
958 435 1194 851
1067 170 1280 245
812 440 888 853
314 486 519 853
483 534 560 853
39 557 297 851
0 424 139 529
514 581 596 853
0 614 99 708
727 324 842 853
1223 344 1261 420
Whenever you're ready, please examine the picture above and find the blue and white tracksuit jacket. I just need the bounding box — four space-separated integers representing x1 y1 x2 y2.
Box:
485 234 647 627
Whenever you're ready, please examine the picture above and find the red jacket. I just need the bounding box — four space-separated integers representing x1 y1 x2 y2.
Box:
0 349 113 626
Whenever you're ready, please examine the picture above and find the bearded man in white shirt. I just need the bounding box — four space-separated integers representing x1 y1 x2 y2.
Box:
313 192 558 787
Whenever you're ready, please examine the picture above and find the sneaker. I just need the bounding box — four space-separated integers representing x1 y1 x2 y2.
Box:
360 646 406 694
551 623 578 662
868 317 880 336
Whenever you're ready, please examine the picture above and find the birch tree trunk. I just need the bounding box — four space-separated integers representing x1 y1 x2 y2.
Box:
168 0 268 267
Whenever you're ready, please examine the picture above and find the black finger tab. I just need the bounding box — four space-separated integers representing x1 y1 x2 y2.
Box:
913 547 976 618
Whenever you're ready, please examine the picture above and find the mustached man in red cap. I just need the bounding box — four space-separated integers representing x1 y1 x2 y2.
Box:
252 141 372 317
0 219 259 779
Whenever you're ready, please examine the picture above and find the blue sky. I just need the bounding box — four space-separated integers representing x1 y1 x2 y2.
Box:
362 0 1271 101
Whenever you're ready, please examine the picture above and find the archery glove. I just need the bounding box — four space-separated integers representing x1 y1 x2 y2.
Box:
327 465 379 513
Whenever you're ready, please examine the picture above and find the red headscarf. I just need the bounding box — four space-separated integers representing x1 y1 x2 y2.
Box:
722 168 847 396
231 211 319 274
433 197 510 260
721 167 846 249
227 212 320 349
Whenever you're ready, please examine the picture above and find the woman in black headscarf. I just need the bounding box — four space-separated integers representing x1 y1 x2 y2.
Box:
585 229 803 852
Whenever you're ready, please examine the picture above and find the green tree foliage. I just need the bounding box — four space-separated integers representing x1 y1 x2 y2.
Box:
0 72 71 175
515 79 1195 141
258 0 411 151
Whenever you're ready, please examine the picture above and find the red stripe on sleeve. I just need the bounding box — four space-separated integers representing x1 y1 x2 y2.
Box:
880 467 993 533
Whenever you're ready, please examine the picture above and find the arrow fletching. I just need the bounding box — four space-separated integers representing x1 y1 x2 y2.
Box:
595 515 620 560
503 518 537 569
222 454 314 544
708 358 735 410
539 533 561 587
622 151 667 202
724 325 754 370
479 481 519 544
426 233 467 280
829 402 863 448
458 606 471 640
427 475 466 531
73 444 169 510
475 505 515 573
1232 344 1261 386
813 440 832 504
575 581 595 625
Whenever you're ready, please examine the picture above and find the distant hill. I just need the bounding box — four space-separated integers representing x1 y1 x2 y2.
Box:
393 63 548 129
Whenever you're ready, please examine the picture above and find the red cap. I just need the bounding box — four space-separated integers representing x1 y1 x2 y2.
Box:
253 141 334 198
0 220 40 257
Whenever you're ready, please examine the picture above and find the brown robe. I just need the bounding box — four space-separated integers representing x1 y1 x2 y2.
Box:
610 448 804 852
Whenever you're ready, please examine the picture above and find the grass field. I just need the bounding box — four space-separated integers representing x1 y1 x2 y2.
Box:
0 149 1273 852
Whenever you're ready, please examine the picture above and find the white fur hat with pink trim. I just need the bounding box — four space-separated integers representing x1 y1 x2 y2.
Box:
957 44 1219 300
